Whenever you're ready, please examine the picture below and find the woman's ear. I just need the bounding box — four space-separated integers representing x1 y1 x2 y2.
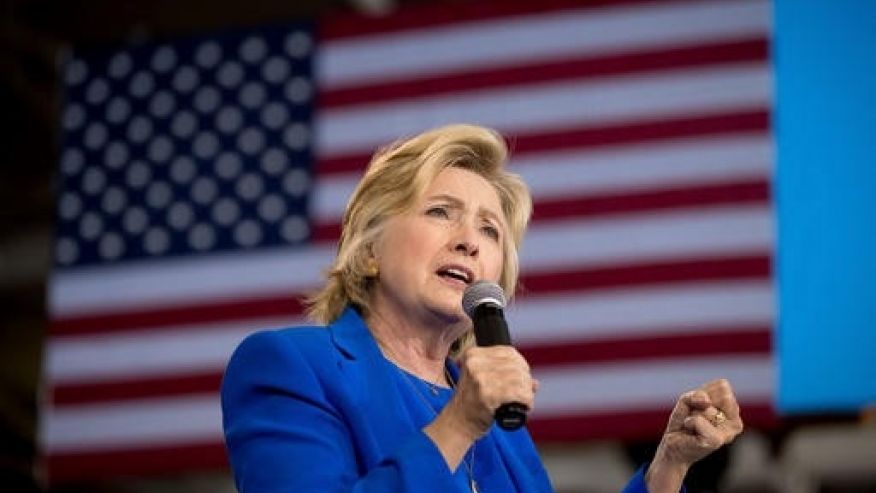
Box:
364 243 379 278
365 257 379 278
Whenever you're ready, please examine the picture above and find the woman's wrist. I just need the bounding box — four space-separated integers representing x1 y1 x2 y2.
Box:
644 448 689 493
423 400 482 470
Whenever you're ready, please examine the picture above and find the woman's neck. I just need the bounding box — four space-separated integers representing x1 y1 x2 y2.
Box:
366 307 460 387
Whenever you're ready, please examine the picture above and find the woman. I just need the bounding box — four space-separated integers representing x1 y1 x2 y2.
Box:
221 124 743 492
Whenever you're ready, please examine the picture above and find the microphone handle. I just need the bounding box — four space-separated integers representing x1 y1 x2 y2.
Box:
495 403 528 430
472 304 528 431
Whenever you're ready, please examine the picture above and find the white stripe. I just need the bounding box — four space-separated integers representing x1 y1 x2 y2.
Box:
311 133 774 222
517 134 773 200
43 355 771 452
42 394 222 453
507 280 774 345
320 0 770 89
48 244 335 318
46 316 304 385
521 204 773 272
312 173 361 223
533 354 774 416
50 206 772 317
48 280 770 385
316 63 772 157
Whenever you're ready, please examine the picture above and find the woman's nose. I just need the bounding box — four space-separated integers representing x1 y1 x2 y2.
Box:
454 239 478 256
452 221 480 257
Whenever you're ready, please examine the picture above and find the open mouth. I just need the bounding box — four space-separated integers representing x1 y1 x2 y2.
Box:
436 265 473 285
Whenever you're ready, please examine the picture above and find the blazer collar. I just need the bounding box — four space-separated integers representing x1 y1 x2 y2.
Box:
329 305 382 361
328 306 462 376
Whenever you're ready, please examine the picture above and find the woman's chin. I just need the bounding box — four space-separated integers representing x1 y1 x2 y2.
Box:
422 300 466 326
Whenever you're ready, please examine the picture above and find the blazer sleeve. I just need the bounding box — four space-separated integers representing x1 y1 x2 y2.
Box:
221 330 460 493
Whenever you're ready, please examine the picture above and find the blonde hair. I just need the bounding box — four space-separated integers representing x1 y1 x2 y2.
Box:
306 124 532 343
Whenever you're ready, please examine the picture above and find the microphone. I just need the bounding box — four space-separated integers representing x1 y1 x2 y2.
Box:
462 281 528 431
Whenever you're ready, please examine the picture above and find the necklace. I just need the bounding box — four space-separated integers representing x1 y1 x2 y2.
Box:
397 364 480 493
374 339 480 492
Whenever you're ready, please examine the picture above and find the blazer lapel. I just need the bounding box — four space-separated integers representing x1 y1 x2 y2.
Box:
327 307 426 459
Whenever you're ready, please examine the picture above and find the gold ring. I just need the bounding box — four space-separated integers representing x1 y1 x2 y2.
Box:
712 409 727 426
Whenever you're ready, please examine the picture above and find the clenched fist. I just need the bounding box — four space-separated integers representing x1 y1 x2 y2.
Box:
646 379 744 493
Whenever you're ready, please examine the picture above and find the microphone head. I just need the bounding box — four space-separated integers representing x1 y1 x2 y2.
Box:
462 280 506 318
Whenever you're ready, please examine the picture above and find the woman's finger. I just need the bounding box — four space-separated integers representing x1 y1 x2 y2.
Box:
683 414 724 449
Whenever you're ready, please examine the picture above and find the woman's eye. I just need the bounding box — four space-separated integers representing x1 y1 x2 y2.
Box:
481 225 500 240
426 206 449 218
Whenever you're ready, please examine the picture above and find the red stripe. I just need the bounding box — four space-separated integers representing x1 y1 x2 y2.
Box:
522 328 771 367
310 224 335 243
313 179 771 242
529 401 778 442
50 255 768 336
513 110 771 155
50 295 304 336
520 255 770 295
51 328 770 405
316 110 770 176
321 38 768 108
52 374 221 406
534 179 770 221
47 441 228 484
322 0 685 40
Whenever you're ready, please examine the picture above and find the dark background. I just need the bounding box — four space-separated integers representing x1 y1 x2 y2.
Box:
0 1 413 489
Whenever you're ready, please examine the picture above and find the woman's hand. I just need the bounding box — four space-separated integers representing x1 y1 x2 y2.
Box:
645 379 744 493
424 346 536 469
451 346 537 438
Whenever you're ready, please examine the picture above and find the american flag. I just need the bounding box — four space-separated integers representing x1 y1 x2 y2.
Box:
44 0 776 482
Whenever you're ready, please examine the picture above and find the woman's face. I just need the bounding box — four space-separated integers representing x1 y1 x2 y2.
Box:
371 167 506 327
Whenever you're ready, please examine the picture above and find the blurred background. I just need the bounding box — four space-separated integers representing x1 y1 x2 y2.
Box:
1 0 874 492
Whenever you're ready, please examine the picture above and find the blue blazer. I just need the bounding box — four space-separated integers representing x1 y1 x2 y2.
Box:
221 306 651 492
